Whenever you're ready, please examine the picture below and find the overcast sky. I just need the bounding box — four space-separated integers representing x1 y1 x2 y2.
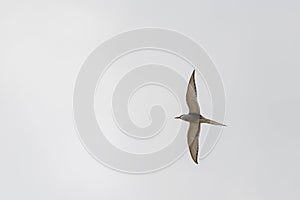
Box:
0 0 299 199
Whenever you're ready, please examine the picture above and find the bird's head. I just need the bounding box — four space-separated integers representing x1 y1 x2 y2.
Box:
174 115 183 119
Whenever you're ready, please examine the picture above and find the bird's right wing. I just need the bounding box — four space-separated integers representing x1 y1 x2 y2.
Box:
186 70 200 114
187 122 201 164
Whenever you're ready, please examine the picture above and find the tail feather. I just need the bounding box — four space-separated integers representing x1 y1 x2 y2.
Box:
203 118 226 126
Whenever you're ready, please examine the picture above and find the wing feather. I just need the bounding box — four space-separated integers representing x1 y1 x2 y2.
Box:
187 122 201 164
186 70 200 114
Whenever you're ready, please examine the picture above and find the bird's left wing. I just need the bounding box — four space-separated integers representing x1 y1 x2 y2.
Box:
187 122 201 164
186 70 200 114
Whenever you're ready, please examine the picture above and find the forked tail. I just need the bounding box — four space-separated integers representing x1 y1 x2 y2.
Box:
202 118 226 126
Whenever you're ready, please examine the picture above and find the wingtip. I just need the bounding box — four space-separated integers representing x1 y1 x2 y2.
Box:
190 69 196 80
192 157 198 164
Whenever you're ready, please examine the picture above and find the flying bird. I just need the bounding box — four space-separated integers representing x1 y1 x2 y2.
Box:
175 70 226 164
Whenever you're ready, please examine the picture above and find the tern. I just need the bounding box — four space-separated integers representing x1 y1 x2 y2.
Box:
175 70 226 164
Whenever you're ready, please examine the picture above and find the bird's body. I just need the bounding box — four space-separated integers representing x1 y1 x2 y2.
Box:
175 70 226 164
178 113 203 122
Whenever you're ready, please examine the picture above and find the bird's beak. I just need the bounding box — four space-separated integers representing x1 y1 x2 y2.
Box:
175 116 180 119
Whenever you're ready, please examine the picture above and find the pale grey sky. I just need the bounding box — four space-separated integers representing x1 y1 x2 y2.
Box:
0 0 299 199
